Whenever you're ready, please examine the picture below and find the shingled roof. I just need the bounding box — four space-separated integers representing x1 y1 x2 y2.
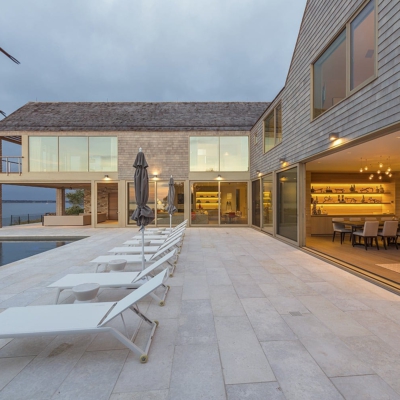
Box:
0 102 269 132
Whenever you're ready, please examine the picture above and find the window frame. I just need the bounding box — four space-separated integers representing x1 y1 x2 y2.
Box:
189 136 249 172
263 102 282 154
311 0 377 120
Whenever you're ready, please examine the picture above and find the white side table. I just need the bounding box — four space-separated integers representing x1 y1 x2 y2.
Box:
72 283 100 303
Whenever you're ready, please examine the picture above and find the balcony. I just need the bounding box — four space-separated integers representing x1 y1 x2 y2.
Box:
1 156 23 175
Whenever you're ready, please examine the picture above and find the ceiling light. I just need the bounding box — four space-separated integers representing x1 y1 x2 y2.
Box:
379 176 382 180
388 167 391 172
377 170 381 174
389 173 392 177
379 162 383 168
359 168 363 173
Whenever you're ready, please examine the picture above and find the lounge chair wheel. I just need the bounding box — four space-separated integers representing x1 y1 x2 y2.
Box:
140 354 148 363
154 320 159 326
159 301 165 306
169 273 173 277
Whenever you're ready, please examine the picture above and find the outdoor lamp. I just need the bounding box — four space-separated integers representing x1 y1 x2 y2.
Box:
103 175 111 181
329 132 339 141
217 175 222 180
279 157 286 163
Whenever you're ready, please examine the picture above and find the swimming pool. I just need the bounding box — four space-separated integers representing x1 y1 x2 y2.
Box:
0 238 84 266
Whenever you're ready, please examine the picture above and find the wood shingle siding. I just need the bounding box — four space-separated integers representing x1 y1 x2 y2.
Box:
250 0 400 177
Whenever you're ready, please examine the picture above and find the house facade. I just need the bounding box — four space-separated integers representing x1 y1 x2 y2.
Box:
1 0 399 288
0 102 268 228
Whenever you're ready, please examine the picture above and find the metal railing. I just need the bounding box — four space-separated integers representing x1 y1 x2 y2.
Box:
1 213 46 227
1 156 23 175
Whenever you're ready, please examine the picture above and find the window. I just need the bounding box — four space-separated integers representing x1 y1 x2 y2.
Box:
312 0 376 118
263 104 282 153
29 136 118 172
59 137 88 172
29 137 58 172
313 31 346 118
190 137 219 172
350 0 375 90
190 136 248 172
220 137 248 171
89 137 118 171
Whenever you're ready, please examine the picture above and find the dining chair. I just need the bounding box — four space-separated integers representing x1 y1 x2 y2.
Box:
378 221 399 250
352 221 380 250
332 218 352 244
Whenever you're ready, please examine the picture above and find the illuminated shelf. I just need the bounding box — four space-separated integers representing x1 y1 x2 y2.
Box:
311 203 391 205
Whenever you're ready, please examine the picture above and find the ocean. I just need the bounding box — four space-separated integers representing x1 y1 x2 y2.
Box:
1 202 71 226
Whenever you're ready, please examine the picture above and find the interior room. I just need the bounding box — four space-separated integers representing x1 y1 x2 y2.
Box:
305 130 400 285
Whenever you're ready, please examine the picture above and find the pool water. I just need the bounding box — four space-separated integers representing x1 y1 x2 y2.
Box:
0 241 74 266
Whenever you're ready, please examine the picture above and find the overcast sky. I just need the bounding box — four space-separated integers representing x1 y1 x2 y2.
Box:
1 0 306 199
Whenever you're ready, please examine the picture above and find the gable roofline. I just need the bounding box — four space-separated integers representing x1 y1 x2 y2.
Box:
250 87 285 131
284 0 310 87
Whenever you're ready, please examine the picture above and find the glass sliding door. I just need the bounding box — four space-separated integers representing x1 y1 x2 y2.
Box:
192 182 219 225
252 180 260 227
277 167 298 241
156 181 185 226
262 174 273 234
220 182 248 224
191 181 248 226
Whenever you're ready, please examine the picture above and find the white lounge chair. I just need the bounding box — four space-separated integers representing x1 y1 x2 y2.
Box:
132 225 186 240
0 269 168 363
124 228 185 248
91 238 179 274
49 250 175 304
109 237 182 255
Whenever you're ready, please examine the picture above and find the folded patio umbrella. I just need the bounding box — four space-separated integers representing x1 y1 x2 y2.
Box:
166 175 177 229
131 148 155 270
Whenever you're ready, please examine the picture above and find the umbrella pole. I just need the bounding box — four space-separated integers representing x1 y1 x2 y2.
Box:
141 225 145 271
170 214 172 229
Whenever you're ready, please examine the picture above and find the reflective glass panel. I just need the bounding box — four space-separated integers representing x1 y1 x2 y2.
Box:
190 137 219 172
264 112 275 153
262 173 273 234
89 137 118 171
191 182 219 225
351 0 375 90
29 137 58 172
220 182 248 225
313 30 346 118
59 137 88 171
220 137 248 171
252 180 261 227
275 104 282 145
127 181 156 225
156 181 185 226
277 167 297 241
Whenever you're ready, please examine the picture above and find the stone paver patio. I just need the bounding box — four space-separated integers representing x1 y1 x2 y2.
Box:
1 225 400 399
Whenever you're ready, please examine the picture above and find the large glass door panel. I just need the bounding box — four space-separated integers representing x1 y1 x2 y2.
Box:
220 182 248 225
277 167 297 241
262 174 273 234
191 182 219 225
156 181 185 226
127 181 156 225
252 180 260 227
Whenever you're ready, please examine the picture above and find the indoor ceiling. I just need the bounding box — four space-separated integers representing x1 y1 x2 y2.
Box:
307 130 400 172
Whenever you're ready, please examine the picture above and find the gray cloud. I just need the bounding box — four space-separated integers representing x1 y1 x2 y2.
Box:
1 0 306 114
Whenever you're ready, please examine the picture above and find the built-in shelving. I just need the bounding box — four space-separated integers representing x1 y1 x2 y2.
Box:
195 191 219 209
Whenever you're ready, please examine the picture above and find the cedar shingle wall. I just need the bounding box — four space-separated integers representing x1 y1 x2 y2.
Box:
251 0 400 177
